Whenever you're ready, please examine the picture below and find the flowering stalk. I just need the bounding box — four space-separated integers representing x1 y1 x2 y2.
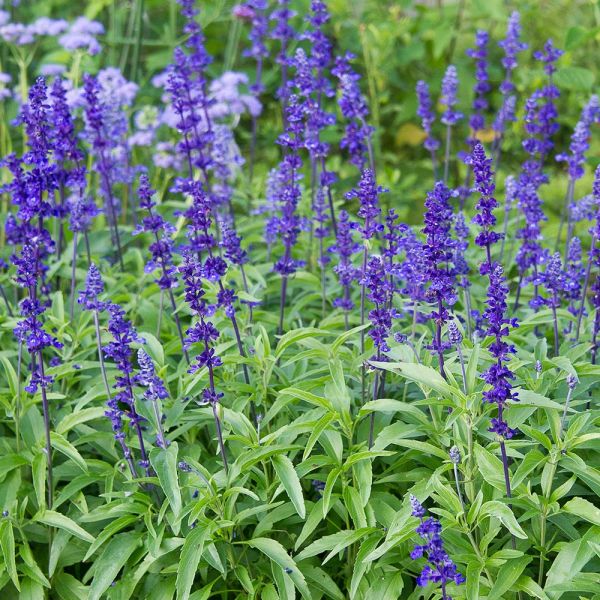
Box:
560 374 578 437
135 349 168 450
499 175 517 262
416 80 439 179
135 175 190 364
422 182 456 379
180 252 229 473
514 93 549 312
79 265 138 478
471 143 519 542
270 0 296 123
347 169 384 357
493 11 526 163
556 95 599 252
363 255 394 447
333 52 375 175
409 495 465 598
440 65 463 185
102 301 152 477
49 77 85 261
240 0 268 180
68 196 98 322
537 253 566 356
329 210 359 330
449 446 465 510
11 78 63 509
82 74 125 270
575 166 600 341
313 188 330 317
448 321 467 394
183 183 251 386
274 95 304 334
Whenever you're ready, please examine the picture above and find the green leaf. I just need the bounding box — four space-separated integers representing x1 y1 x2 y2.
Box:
56 407 105 435
272 454 305 519
343 486 367 529
245 538 310 599
32 452 46 509
554 67 595 91
545 527 599 599
279 387 335 412
303 565 345 600
50 432 88 472
302 412 335 461
350 536 381 599
176 525 210 600
0 453 28 478
466 561 481 600
480 501 528 539
295 529 376 563
370 361 458 399
0 520 19 591
54 573 89 600
19 578 44 600
295 500 324 550
474 444 506 492
34 510 94 543
88 533 140 600
515 389 566 411
331 323 369 354
83 515 138 561
487 556 532 600
516 576 551 600
563 497 600 526
150 442 182 520
275 327 328 358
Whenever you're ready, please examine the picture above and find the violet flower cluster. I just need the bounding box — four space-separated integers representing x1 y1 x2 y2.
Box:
466 30 491 134
410 495 465 598
421 182 457 377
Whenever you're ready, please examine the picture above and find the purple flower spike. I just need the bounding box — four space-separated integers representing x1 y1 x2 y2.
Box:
409 495 465 594
416 80 440 177
346 168 386 241
556 96 599 181
482 264 518 440
422 182 457 379
466 30 491 133
440 65 463 127
334 53 374 171
498 12 527 93
470 142 502 272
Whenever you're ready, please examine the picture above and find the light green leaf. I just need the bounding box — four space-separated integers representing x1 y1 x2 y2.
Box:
272 454 305 519
474 444 506 491
370 361 461 400
245 538 310 599
563 497 600 526
176 525 210 600
88 533 140 600
302 412 335 461
150 442 182 520
554 67 595 91
0 520 19 591
83 515 138 561
56 407 105 435
34 510 94 543
50 432 87 472
480 501 528 539
488 556 532 600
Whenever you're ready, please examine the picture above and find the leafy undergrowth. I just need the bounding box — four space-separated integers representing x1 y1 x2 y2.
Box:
0 1 600 600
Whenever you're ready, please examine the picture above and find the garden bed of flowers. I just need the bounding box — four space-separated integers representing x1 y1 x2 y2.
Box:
0 1 599 599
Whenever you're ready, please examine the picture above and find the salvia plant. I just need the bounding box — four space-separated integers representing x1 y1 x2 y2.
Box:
0 1 599 599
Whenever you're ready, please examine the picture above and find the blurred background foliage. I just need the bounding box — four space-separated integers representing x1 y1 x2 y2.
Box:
2 0 600 226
